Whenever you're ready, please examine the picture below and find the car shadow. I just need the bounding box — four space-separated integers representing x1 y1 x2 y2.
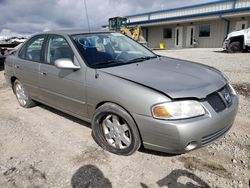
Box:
213 50 228 53
38 103 91 129
155 169 211 188
138 147 179 157
71 165 112 188
37 103 182 157
213 50 250 53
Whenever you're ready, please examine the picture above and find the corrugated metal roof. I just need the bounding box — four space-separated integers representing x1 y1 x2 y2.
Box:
126 0 234 18
126 0 250 25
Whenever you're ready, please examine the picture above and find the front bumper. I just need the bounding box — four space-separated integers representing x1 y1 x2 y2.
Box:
223 40 230 50
133 94 238 154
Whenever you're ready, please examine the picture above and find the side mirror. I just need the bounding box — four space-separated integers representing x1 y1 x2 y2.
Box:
55 58 80 70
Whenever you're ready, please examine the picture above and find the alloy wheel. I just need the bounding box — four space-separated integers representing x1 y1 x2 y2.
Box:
15 83 28 106
102 114 132 149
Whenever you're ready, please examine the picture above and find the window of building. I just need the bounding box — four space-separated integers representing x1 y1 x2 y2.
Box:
236 21 248 30
163 28 172 39
242 24 246 29
199 25 210 37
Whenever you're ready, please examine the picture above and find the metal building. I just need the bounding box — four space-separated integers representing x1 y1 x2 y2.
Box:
126 0 250 49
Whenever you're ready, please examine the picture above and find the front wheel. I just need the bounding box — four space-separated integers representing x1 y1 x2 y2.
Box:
92 103 141 156
228 41 242 53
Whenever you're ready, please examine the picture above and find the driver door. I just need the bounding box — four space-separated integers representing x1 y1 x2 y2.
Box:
39 34 87 117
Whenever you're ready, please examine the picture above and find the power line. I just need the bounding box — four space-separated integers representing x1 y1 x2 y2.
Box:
83 0 91 32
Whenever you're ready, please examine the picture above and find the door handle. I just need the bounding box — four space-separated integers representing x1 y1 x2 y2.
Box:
14 64 20 69
40 72 47 76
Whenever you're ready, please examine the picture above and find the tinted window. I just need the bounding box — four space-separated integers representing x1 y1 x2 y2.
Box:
199 25 210 37
19 35 45 62
45 35 74 65
163 28 172 39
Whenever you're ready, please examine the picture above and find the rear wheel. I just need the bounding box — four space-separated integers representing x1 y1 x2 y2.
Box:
228 41 242 53
92 103 141 155
14 80 36 108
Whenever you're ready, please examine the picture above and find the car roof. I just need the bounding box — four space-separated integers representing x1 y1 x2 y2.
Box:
43 29 112 36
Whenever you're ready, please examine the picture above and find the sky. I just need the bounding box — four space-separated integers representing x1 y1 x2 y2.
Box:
0 0 218 37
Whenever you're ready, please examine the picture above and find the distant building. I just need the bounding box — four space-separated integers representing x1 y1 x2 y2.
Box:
126 0 250 49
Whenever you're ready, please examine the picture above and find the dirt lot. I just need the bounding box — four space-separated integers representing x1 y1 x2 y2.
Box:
0 48 249 188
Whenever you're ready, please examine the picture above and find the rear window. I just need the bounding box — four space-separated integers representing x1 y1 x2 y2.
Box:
19 35 45 62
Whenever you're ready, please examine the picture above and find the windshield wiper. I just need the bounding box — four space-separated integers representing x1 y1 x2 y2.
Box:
91 60 124 68
126 56 158 63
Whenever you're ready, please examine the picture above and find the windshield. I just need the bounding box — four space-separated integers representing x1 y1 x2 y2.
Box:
71 32 156 68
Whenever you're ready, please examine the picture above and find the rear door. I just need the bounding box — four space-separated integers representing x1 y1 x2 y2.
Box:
39 34 87 117
14 35 46 99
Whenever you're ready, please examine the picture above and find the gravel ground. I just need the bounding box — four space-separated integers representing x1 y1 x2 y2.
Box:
0 48 249 188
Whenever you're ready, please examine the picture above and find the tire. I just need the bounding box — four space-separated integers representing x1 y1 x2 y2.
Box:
228 41 242 53
92 103 141 156
13 80 36 108
242 47 249 53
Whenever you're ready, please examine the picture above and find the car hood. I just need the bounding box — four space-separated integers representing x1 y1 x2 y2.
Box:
227 29 248 39
100 57 227 99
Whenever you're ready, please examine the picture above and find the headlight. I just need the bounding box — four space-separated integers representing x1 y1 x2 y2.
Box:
152 100 205 120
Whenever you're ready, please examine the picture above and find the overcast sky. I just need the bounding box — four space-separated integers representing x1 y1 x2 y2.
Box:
0 0 218 36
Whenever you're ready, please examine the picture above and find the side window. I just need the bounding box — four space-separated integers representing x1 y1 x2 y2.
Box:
19 35 45 62
163 28 172 39
199 25 211 37
45 35 74 65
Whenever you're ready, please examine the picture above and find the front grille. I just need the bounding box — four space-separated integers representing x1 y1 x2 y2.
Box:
201 125 231 146
219 85 233 107
206 92 226 112
205 85 232 112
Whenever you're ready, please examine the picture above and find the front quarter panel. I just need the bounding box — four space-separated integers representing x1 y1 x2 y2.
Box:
86 68 170 118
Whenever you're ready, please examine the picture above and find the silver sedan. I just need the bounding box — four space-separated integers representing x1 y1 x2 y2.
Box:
4 30 238 155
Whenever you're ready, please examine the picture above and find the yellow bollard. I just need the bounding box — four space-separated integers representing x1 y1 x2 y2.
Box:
159 42 165 49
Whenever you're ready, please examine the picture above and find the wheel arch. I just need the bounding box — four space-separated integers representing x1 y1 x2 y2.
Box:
95 101 110 110
229 35 244 45
94 101 144 146
10 76 18 89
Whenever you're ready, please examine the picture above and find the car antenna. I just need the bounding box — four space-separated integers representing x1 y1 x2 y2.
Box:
83 0 91 32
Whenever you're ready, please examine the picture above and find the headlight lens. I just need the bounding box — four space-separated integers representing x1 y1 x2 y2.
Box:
152 100 205 120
